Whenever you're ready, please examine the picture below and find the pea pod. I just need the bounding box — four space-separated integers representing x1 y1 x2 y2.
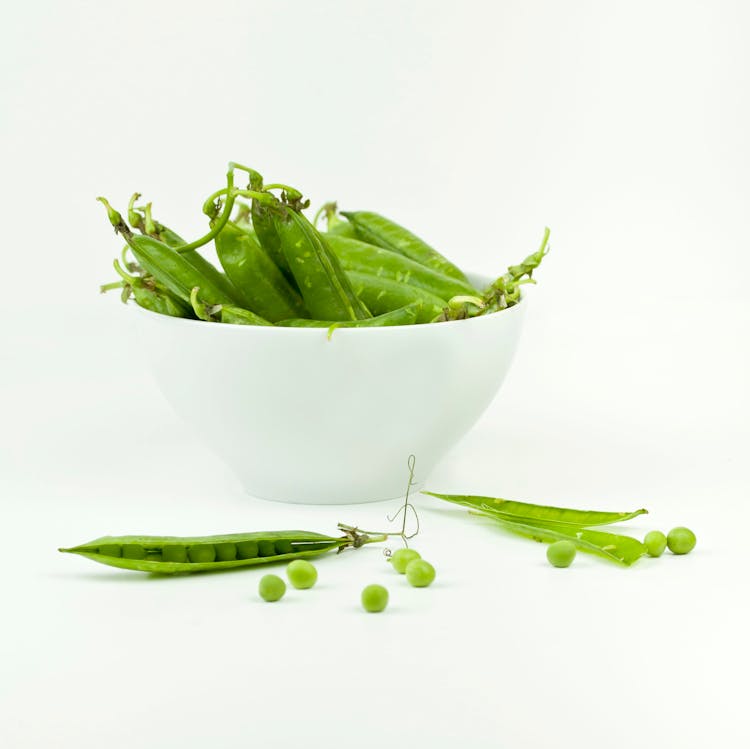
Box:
190 287 272 326
427 491 649 565
214 221 306 322
277 303 421 337
98 199 236 307
483 516 648 566
347 271 446 323
275 206 371 321
59 528 385 574
341 210 469 284
132 200 239 303
104 259 193 318
327 235 478 300
424 492 648 528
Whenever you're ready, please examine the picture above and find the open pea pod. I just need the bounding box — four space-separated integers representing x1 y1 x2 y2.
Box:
60 529 384 574
471 513 648 566
424 492 648 527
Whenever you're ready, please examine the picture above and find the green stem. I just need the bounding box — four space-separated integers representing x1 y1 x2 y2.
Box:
100 281 125 294
127 192 144 231
228 162 263 190
112 258 137 285
175 168 237 253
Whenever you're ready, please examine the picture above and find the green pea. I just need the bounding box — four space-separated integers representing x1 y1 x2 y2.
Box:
405 559 436 587
162 545 188 563
274 540 294 555
546 540 576 568
259 574 286 602
236 541 259 559
644 531 668 557
215 543 237 561
286 560 317 589
667 527 696 555
257 540 276 557
389 548 421 574
145 552 162 562
97 544 122 558
361 584 389 613
122 544 146 560
187 545 216 563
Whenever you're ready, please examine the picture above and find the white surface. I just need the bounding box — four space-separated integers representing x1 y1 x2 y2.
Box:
133 281 523 503
1 1 749 747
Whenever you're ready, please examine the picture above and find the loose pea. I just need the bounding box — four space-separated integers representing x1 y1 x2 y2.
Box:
405 559 436 587
274 540 294 555
286 560 318 589
389 548 421 574
215 543 237 562
546 540 576 568
361 584 389 613
122 544 146 560
98 544 121 558
237 541 259 559
257 540 276 557
187 545 216 563
667 527 696 555
162 545 188 563
259 574 286 602
644 531 668 558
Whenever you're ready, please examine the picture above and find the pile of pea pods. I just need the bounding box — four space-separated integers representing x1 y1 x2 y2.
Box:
99 162 550 329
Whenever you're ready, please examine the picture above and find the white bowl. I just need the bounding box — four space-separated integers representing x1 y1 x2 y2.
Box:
131 277 525 504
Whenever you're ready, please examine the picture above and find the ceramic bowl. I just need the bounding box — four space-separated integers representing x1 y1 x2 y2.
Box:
131 277 525 503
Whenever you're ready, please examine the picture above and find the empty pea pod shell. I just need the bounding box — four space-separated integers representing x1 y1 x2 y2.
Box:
59 530 381 574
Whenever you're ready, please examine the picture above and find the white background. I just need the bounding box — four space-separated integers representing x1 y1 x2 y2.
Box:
1 1 749 747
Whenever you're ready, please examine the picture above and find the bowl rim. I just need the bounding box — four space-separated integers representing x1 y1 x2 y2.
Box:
124 271 527 334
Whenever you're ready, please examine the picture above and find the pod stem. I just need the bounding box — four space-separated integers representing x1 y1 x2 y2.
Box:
100 280 125 294
338 455 421 551
176 167 237 253
127 192 144 231
97 196 133 239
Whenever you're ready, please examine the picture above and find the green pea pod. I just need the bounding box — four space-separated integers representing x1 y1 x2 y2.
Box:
327 235 478 300
424 492 648 527
476 515 648 566
219 306 273 326
99 200 237 307
347 271 446 323
132 199 239 302
126 234 236 306
275 207 371 321
104 259 193 318
130 282 191 318
277 303 421 336
190 287 272 326
341 210 469 283
214 221 306 322
59 528 385 574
